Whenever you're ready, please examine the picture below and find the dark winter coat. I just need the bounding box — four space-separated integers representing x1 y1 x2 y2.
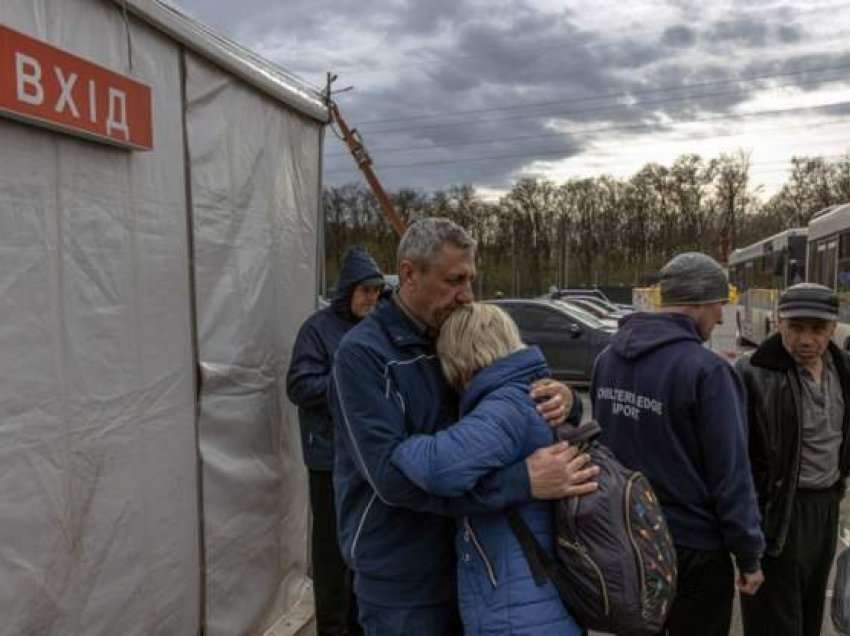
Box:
591 312 765 572
735 333 850 556
391 346 583 635
328 299 532 608
286 247 382 470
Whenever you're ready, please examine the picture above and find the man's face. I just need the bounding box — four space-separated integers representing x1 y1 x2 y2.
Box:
350 283 383 319
694 301 725 341
400 244 476 328
778 318 836 365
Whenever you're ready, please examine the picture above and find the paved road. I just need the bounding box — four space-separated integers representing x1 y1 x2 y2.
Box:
576 385 848 635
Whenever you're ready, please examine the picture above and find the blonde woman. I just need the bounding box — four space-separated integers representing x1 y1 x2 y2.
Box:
390 303 586 636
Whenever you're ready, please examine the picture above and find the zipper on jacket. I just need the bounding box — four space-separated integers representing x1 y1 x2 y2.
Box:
464 518 498 588
350 493 377 564
624 474 647 609
558 537 610 616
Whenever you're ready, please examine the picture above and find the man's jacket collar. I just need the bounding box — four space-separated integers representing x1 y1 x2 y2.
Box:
376 299 433 348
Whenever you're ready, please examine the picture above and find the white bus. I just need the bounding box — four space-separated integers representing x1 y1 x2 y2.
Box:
728 228 807 345
807 203 850 349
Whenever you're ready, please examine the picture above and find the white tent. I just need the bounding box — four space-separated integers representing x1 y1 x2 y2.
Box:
0 1 327 633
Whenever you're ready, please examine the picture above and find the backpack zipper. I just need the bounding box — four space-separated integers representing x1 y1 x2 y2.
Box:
465 518 498 588
625 473 648 607
558 537 610 616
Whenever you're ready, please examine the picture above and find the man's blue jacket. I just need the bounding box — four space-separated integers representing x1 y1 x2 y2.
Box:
329 299 534 608
286 247 382 471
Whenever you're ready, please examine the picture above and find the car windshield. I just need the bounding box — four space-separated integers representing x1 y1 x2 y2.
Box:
552 300 607 329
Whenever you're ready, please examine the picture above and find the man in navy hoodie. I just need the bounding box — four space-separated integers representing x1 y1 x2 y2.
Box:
287 246 384 636
591 252 765 636
329 218 596 635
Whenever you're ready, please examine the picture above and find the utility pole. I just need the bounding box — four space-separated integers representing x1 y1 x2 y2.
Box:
327 89 407 237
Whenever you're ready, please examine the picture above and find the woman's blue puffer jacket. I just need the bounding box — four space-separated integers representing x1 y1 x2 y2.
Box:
391 346 583 636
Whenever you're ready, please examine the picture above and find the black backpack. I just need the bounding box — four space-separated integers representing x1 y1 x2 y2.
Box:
507 420 677 636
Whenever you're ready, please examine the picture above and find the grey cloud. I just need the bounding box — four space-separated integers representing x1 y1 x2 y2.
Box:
777 24 803 43
172 0 841 192
709 18 769 47
662 25 697 48
392 0 469 35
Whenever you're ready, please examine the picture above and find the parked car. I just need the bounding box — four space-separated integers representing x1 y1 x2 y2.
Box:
556 299 620 329
567 296 629 319
550 287 634 312
384 274 399 290
490 298 615 384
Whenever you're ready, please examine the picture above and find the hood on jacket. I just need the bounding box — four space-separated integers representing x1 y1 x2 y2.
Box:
460 346 549 415
610 312 703 361
332 247 384 321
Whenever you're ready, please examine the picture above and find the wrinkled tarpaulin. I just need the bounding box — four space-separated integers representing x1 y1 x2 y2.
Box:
0 1 325 634
186 51 321 635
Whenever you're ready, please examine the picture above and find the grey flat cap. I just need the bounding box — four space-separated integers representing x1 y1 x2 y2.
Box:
659 252 729 306
778 283 838 321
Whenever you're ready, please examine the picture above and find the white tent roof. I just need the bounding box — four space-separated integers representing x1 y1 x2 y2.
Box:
112 0 330 123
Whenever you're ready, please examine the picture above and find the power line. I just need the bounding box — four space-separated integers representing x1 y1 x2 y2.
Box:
326 72 850 157
350 61 850 129
325 100 850 174
351 66 850 137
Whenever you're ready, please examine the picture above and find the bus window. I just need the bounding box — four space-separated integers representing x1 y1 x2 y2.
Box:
826 241 838 289
812 242 827 286
789 236 807 282
838 232 850 293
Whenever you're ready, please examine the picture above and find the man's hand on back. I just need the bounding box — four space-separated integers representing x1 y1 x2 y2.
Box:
530 379 574 425
526 442 599 499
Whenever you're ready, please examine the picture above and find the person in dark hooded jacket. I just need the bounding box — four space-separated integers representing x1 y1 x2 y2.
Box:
591 252 765 636
286 246 384 636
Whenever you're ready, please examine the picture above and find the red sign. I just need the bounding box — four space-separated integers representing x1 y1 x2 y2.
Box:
0 24 153 150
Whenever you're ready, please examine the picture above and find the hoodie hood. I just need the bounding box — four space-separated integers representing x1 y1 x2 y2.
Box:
332 247 384 320
460 346 549 415
611 312 703 361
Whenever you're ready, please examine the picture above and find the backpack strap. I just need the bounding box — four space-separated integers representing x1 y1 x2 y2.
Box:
505 509 549 585
555 419 601 445
505 508 572 599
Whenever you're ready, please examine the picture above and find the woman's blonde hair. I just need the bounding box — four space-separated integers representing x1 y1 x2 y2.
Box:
437 303 526 390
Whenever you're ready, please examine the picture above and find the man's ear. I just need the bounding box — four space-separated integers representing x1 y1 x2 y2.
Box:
398 259 416 288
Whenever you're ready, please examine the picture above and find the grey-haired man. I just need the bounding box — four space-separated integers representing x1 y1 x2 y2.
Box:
737 283 850 636
592 252 765 636
329 217 596 635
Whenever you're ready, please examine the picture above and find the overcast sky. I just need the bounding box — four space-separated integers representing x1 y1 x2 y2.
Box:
171 0 850 199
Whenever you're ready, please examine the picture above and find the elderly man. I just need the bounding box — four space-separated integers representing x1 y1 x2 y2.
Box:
286 246 384 636
591 252 765 636
329 218 596 635
736 283 850 636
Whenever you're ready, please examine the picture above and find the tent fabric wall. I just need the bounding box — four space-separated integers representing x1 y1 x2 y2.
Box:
0 1 325 634
184 52 321 635
0 1 200 634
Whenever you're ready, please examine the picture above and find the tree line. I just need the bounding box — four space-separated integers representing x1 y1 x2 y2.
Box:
324 151 850 299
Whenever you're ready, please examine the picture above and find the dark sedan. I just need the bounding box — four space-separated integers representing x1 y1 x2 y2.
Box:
489 298 615 384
